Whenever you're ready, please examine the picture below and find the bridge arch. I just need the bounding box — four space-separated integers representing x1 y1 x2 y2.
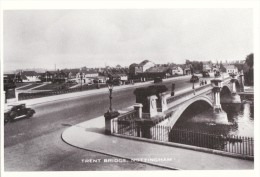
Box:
221 85 232 97
173 95 213 124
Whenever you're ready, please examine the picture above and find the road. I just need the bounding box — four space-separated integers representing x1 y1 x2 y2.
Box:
4 75 203 171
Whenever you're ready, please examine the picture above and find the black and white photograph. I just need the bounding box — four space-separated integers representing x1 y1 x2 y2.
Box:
1 1 259 177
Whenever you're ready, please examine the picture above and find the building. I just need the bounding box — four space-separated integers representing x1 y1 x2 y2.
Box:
19 71 41 82
169 66 183 76
203 63 212 73
116 74 128 82
109 74 128 84
39 71 55 82
75 70 99 84
93 76 108 83
143 66 170 79
182 65 192 75
52 70 68 83
225 65 238 74
139 60 156 73
129 60 156 76
84 70 99 78
129 63 139 76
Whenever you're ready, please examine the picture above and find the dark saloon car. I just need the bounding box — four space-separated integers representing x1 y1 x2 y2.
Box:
202 71 210 77
190 75 199 83
4 104 35 124
154 77 163 83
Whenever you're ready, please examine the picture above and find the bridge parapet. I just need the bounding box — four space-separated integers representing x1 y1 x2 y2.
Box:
166 83 213 109
166 76 232 107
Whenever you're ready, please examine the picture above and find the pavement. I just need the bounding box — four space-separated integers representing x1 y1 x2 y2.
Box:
61 113 254 170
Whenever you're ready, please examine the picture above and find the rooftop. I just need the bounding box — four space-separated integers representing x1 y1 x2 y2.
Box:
225 65 238 69
145 66 169 73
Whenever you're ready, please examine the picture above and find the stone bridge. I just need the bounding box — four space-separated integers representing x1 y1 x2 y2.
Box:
160 74 244 127
106 72 247 135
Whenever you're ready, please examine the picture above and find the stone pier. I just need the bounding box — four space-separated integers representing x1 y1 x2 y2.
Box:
211 79 229 124
230 74 241 103
239 70 245 92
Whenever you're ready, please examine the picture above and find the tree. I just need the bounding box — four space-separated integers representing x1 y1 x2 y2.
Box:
186 60 191 65
245 53 253 69
234 63 244 72
244 53 254 86
219 62 226 72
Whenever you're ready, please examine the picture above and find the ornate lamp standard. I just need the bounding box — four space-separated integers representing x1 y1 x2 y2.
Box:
107 81 113 111
104 78 120 134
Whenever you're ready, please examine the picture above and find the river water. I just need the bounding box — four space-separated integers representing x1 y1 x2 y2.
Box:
173 102 254 138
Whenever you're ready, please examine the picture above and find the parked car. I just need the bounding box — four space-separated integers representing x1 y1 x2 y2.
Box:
4 104 35 124
190 75 199 83
154 77 163 83
202 71 210 77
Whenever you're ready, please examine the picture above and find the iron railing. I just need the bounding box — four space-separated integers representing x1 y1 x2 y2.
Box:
111 119 254 157
169 128 254 156
117 110 138 121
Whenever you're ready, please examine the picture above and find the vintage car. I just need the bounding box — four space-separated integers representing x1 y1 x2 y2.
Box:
154 77 163 83
202 71 210 77
190 75 199 83
4 104 35 124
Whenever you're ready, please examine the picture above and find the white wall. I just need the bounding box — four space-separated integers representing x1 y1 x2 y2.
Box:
143 61 155 72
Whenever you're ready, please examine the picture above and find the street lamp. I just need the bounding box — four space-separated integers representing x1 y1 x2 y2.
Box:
107 81 114 112
192 77 195 95
80 71 83 90
171 83 175 96
104 78 120 135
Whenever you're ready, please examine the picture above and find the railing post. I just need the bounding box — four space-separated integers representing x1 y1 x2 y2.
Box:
134 103 143 119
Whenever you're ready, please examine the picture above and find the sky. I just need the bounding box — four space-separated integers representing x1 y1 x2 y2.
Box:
3 9 253 71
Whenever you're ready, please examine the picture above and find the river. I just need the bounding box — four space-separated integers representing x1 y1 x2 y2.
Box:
173 102 254 138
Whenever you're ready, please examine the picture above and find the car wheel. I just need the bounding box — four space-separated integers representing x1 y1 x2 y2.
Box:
9 111 17 122
4 117 9 124
27 110 34 118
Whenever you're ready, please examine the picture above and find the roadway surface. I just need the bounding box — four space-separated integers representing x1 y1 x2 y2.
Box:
4 76 202 171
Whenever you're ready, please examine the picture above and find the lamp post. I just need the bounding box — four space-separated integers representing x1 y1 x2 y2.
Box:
80 71 83 90
192 78 195 95
107 82 113 112
45 72 48 82
104 78 120 135
171 83 175 96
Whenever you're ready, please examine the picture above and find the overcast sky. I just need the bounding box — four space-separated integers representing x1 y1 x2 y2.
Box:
4 9 253 71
